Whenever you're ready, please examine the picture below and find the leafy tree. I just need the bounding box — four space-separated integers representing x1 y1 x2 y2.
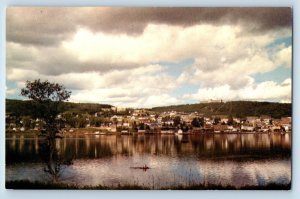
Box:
173 116 181 127
95 118 101 127
21 79 71 182
227 115 234 125
63 112 76 128
75 117 88 128
192 117 201 127
213 117 221 125
21 79 71 138
132 121 138 132
21 116 31 130
139 123 145 130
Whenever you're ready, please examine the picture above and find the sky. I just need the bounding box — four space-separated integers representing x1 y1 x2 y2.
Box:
6 7 292 108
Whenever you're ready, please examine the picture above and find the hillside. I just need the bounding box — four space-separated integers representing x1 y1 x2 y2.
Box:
151 101 291 119
6 99 292 119
6 99 112 117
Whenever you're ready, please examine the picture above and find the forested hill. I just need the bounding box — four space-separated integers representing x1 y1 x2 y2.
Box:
6 99 292 119
151 101 291 119
6 99 112 117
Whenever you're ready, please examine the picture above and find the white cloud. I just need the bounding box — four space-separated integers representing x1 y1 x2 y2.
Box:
70 89 181 108
6 86 17 97
238 78 291 101
274 45 292 67
7 64 179 107
176 27 291 89
63 24 287 67
183 78 291 103
6 21 292 106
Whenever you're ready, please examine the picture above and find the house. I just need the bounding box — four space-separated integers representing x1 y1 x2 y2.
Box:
204 117 212 125
220 118 229 124
116 107 127 113
101 108 112 112
213 124 229 133
233 117 241 124
122 122 130 127
164 120 174 126
241 125 255 132
280 117 292 131
203 124 213 131
157 117 162 124
246 116 259 125
201 99 223 103
260 115 272 125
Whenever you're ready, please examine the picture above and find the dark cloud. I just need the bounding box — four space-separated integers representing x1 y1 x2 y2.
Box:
82 7 292 33
7 7 77 46
7 7 292 46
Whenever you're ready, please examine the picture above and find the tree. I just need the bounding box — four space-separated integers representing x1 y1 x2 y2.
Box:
191 118 200 127
213 117 221 125
132 121 138 132
21 116 31 130
21 79 71 137
21 79 71 182
173 116 181 127
227 115 234 125
139 123 145 130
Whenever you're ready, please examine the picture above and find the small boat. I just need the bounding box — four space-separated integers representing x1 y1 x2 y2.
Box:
121 130 131 135
177 129 183 134
130 164 150 170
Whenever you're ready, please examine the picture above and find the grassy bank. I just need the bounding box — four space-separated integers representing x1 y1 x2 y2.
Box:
6 180 291 190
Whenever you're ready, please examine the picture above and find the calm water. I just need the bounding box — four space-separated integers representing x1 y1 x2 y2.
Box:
6 133 291 188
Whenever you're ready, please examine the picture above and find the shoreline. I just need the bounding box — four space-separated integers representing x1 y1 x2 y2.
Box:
5 180 291 190
5 128 292 137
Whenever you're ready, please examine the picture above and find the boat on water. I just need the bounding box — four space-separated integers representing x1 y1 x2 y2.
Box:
177 129 183 134
130 164 150 170
84 131 106 135
121 130 131 135
161 130 175 134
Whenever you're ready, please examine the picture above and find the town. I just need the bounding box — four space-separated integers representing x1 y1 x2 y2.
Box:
6 105 292 135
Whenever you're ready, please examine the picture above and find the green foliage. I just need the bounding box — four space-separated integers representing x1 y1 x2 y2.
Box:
227 115 234 125
152 101 291 118
139 123 145 130
63 102 112 115
173 116 181 127
19 80 71 137
21 79 71 102
6 99 112 118
213 117 221 125
21 116 31 129
191 117 204 127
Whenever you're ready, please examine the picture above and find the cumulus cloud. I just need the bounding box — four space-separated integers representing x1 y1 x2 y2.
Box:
6 86 17 97
7 64 180 107
274 45 292 67
7 22 290 76
183 78 291 103
6 7 292 107
176 26 291 89
7 7 292 46
70 91 182 108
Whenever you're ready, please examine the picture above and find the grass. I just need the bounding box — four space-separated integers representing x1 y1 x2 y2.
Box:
5 180 291 190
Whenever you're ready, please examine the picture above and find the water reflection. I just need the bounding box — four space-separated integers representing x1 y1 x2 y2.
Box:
6 133 291 163
6 133 291 188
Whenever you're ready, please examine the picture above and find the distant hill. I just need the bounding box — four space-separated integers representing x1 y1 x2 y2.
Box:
151 101 291 119
6 99 112 117
6 99 292 119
